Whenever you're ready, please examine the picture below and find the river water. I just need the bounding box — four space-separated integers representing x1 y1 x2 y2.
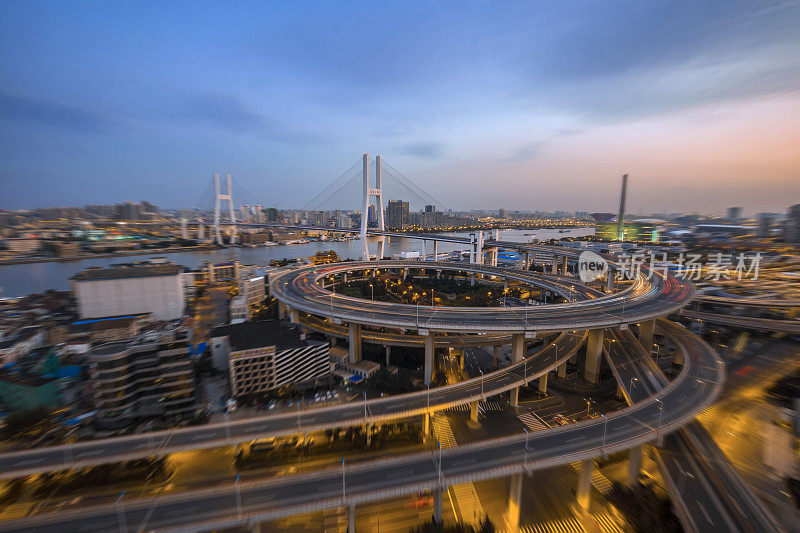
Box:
0 228 594 298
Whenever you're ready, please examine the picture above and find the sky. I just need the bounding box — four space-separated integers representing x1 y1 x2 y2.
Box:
1 1 799 216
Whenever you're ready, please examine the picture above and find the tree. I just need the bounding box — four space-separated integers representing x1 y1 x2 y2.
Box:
2 407 52 440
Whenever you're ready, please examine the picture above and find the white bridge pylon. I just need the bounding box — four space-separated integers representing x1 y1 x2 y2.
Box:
213 172 237 245
360 153 385 260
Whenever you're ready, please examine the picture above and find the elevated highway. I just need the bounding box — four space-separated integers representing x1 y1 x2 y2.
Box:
271 260 694 333
681 309 800 334
0 330 586 478
0 322 724 533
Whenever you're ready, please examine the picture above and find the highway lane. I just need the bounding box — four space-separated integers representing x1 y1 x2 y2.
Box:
681 309 800 334
0 331 587 477
272 260 695 333
301 315 515 347
604 326 735 531
605 320 783 532
0 323 723 533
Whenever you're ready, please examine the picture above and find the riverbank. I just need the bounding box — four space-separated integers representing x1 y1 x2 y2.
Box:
0 244 225 266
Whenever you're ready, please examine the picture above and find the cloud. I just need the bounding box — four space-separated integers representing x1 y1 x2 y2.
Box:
505 142 546 162
397 141 445 159
0 93 118 133
181 93 322 143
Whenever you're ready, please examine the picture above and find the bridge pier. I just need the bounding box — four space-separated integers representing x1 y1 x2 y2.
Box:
424 332 435 384
493 346 499 368
584 329 604 383
509 334 526 408
422 412 430 441
289 309 300 325
638 319 655 354
576 458 593 510
436 268 441 279
349 323 362 363
538 373 548 395
562 255 569 276
558 362 567 378
385 345 391 366
552 255 558 275
507 471 523 532
348 503 356 533
433 241 438 261
470 401 479 423
278 301 287 320
627 445 643 487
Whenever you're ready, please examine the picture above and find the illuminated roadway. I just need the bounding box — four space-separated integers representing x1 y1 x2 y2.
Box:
0 321 723 533
271 260 695 333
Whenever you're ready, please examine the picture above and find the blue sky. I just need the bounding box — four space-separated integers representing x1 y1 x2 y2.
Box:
1 1 799 215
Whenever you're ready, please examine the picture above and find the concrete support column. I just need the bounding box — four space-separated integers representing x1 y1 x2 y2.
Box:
348 504 356 533
470 401 479 422
424 332 435 384
433 241 438 261
343 272 348 283
402 268 407 280
289 309 300 324
627 445 643 487
349 323 362 363
365 423 371 447
436 269 441 279
511 333 525 363
584 329 604 383
552 255 558 275
493 346 499 368
385 345 391 366
422 412 430 441
576 459 593 510
638 319 655 354
538 372 548 395
470 273 475 286
558 362 567 378
563 255 569 276
433 488 443 524
278 301 287 319
422 240 427 261
330 336 337 347
507 472 523 532
674 349 684 366
509 387 519 409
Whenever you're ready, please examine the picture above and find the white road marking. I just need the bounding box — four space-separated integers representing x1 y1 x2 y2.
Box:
15 458 44 466
565 436 586 443
697 501 713 524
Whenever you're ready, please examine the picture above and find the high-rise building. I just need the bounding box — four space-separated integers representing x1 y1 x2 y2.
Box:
210 321 330 396
757 213 775 237
727 207 743 221
498 208 506 219
785 204 800 243
71 262 185 320
88 326 195 429
425 205 436 213
386 200 409 229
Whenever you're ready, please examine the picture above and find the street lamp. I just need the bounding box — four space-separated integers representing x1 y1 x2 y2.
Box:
601 413 608 448
696 379 707 398
235 474 242 520
479 369 484 398
342 457 346 501
116 491 127 533
629 377 638 398
584 398 591 418
655 397 663 432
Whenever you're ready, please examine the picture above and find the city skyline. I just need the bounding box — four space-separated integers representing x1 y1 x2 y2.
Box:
2 2 799 214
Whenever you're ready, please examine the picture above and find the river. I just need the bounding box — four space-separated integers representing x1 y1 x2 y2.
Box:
0 228 594 298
